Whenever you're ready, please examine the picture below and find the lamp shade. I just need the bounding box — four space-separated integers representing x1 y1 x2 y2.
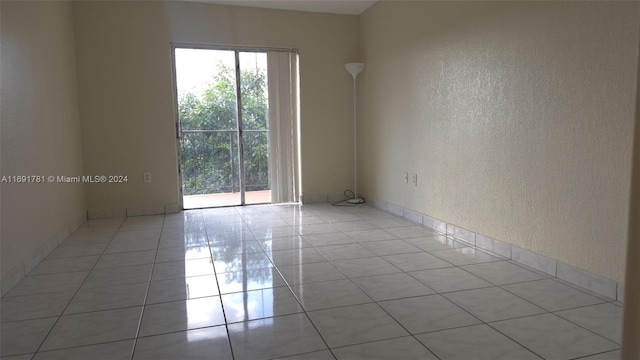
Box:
345 63 364 79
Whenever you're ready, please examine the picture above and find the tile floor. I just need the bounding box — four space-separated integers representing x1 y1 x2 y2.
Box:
0 203 623 360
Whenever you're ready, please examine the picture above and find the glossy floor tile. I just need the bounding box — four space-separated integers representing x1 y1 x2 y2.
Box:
6 271 88 297
251 226 301 240
577 350 622 360
46 243 107 259
1 317 57 356
344 229 397 242
216 268 287 294
155 245 211 262
405 235 466 252
228 313 327 360
443 286 546 322
29 255 99 275
1 291 75 322
501 278 606 311
33 340 134 360
365 217 414 229
41 307 142 351
332 257 402 278
5 355 39 360
316 243 376 261
329 220 378 232
382 252 453 272
151 258 215 281
134 326 232 360
333 336 437 360
221 287 304 322
416 324 541 359
460 260 548 285
139 296 226 336
268 247 327 266
64 282 148 314
279 261 347 284
104 236 159 254
362 239 423 256
429 247 503 266
385 225 438 238
491 313 618 359
0 204 624 359
379 295 482 334
82 264 152 288
307 303 409 347
291 279 372 311
409 266 492 293
94 250 157 269
554 302 623 344
274 350 336 360
303 232 354 246
257 235 311 251
351 272 435 301
146 274 219 304
159 230 208 249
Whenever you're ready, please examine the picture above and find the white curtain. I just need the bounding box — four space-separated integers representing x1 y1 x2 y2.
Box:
267 51 300 203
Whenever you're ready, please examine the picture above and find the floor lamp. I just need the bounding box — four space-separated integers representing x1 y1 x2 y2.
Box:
345 63 365 204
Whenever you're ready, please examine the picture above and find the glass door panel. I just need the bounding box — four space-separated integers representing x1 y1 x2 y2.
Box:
239 52 271 205
175 48 241 208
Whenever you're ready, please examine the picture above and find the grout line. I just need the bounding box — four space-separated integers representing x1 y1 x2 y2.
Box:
336 268 443 359
552 312 622 346
272 214 471 358
29 217 127 356
252 216 340 359
10 204 621 360
129 216 167 360
570 349 621 359
205 206 253 360
25 338 136 358
483 321 548 359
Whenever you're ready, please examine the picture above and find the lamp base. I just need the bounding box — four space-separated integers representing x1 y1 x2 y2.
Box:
347 198 365 204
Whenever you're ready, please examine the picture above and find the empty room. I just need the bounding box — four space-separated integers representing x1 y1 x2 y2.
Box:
1 0 640 359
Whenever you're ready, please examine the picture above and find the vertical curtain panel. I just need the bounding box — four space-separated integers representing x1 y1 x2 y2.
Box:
267 51 300 203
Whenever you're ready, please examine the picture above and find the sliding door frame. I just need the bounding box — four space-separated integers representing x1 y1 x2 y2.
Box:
170 43 299 209
233 50 246 205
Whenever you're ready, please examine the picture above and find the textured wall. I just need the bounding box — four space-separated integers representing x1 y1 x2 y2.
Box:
1 1 85 274
622 29 640 356
359 1 638 281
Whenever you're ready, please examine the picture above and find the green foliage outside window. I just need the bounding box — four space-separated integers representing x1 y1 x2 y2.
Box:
179 64 270 195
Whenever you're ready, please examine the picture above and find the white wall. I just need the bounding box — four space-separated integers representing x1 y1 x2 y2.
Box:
1 1 86 293
72 1 359 215
359 1 638 281
73 1 179 217
622 36 640 356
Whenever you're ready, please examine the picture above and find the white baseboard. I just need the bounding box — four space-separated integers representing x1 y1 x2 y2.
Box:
362 193 623 302
1 212 86 296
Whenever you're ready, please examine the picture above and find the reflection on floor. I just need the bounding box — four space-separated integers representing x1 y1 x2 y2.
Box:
0 204 623 359
183 190 271 209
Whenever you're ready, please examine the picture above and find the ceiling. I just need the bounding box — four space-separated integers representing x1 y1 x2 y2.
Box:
189 0 377 15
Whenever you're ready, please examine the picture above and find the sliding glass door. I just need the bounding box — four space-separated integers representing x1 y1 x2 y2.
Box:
174 48 270 208
173 46 300 209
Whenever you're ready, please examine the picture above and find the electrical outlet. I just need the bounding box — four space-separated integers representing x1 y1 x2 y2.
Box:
412 173 418 186
404 172 409 183
143 172 151 183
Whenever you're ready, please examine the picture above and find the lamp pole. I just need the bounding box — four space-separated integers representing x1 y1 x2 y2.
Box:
345 63 365 204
